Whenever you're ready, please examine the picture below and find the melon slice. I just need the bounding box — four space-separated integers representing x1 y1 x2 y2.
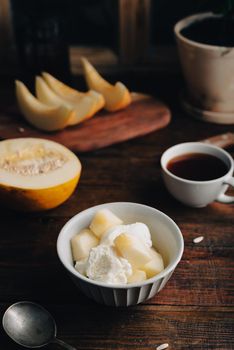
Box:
36 76 104 126
80 57 131 112
71 229 99 261
128 270 147 283
142 248 164 278
0 138 81 211
42 72 105 113
35 76 68 108
114 233 151 269
90 209 123 238
15 80 72 131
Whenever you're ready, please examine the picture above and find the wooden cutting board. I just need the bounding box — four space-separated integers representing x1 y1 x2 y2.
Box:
0 93 171 152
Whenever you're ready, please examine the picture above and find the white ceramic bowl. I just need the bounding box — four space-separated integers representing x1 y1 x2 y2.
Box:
57 202 184 307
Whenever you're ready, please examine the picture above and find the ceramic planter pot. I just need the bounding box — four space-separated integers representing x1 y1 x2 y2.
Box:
174 12 234 124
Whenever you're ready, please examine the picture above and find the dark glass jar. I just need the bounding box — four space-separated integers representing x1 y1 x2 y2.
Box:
11 0 70 80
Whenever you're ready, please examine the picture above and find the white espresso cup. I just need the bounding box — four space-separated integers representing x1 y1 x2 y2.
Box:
161 142 234 207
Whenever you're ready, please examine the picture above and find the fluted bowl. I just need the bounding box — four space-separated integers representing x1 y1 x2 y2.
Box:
57 202 184 306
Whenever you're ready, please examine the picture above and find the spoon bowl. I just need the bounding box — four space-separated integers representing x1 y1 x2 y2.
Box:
2 301 76 350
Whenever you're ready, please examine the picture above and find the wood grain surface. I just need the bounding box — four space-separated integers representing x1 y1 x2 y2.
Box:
0 73 233 350
0 93 170 152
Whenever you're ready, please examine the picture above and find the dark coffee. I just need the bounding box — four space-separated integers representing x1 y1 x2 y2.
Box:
167 153 228 181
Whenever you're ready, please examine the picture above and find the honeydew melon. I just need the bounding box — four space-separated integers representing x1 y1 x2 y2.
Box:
114 233 152 269
36 76 104 126
142 248 164 278
15 80 72 131
89 209 123 238
42 72 105 114
128 269 147 283
71 229 99 261
0 138 81 211
80 57 131 112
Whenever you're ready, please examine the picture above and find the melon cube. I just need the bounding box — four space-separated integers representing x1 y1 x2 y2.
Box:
90 209 123 238
142 247 164 278
114 233 151 269
128 269 147 283
71 229 99 261
75 258 88 275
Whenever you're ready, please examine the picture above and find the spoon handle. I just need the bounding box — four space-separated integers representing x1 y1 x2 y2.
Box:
201 132 234 149
53 338 77 350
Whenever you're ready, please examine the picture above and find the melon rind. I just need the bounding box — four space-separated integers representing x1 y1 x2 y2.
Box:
0 175 79 211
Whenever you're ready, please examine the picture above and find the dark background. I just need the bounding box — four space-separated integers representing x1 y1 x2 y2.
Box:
11 0 222 54
7 0 224 79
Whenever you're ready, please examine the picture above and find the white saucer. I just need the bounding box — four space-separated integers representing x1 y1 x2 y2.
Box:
181 93 234 125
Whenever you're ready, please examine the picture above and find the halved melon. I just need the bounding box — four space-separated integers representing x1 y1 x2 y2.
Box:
35 76 103 126
80 57 132 112
42 72 105 114
0 138 81 211
15 80 73 131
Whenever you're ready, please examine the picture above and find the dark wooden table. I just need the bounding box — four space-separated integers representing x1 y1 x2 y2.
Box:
0 72 233 350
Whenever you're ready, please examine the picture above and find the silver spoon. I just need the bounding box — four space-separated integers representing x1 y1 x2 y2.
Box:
2 301 77 350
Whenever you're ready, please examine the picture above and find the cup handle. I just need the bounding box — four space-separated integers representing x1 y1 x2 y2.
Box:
216 177 234 204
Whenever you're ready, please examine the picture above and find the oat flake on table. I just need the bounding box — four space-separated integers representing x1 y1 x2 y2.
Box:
193 236 204 244
156 343 169 350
